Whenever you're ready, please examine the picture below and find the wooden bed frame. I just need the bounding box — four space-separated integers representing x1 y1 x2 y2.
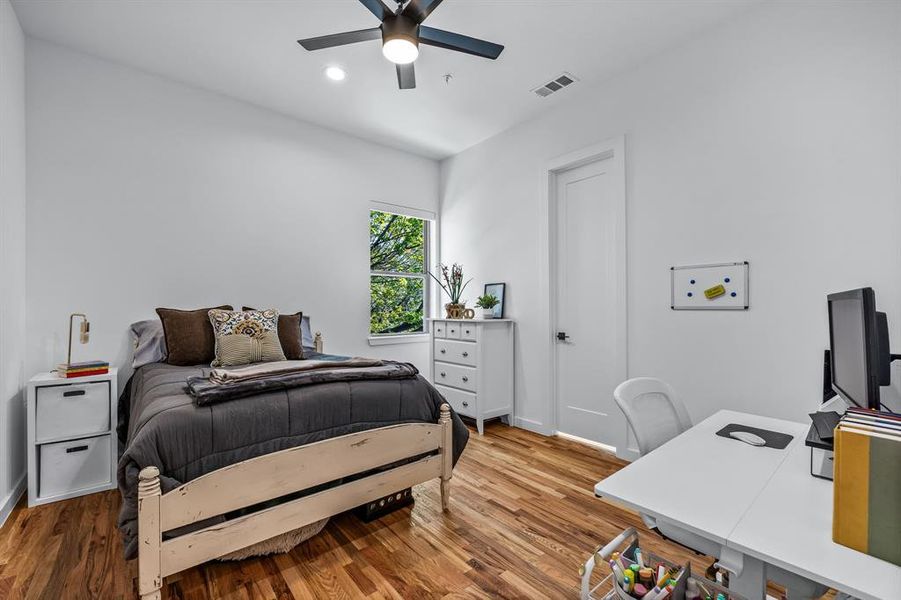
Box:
136 381 453 598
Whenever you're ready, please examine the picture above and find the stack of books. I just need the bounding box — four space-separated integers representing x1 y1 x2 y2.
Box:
56 360 109 378
832 407 900 566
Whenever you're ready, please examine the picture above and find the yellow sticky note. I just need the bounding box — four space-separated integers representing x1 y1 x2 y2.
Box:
704 284 726 299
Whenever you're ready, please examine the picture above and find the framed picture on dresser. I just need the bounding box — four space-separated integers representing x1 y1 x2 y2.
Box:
484 283 506 318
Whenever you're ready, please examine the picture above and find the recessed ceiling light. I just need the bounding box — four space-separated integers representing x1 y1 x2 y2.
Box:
324 66 346 81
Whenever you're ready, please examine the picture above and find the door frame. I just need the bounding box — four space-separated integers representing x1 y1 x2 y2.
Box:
538 136 627 451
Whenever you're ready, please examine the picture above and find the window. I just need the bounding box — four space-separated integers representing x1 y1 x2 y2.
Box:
370 209 429 336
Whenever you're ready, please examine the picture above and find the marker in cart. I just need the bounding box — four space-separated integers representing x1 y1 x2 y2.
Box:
634 547 645 569
624 569 637 593
630 563 641 575
658 581 677 600
608 559 626 586
697 581 713 600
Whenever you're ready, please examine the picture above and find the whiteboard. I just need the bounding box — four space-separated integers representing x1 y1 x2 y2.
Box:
671 262 749 310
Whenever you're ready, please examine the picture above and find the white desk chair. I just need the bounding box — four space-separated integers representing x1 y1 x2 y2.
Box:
613 378 828 599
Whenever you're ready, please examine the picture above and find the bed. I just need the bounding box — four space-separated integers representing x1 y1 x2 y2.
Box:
117 344 469 600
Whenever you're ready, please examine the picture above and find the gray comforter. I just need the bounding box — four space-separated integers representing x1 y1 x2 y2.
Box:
116 356 469 559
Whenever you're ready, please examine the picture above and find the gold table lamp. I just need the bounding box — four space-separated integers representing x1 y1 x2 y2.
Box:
66 313 90 367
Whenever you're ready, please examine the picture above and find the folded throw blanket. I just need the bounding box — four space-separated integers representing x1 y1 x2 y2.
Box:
187 359 419 406
209 357 384 384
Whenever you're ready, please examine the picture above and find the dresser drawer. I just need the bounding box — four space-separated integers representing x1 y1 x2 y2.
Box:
434 362 477 392
36 381 110 442
39 435 111 498
433 321 447 338
435 385 477 418
445 322 462 339
460 323 477 341
434 339 477 367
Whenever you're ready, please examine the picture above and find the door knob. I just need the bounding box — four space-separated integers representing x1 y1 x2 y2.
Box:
557 332 570 341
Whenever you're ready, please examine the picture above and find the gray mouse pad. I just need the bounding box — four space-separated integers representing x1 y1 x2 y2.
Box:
715 424 794 449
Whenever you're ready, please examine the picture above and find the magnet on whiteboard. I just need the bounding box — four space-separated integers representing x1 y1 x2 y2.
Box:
704 284 726 299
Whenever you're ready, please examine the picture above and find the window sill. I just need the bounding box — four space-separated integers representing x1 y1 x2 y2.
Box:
368 333 430 346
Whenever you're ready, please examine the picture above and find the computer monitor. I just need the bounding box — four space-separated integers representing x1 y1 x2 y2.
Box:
827 287 890 410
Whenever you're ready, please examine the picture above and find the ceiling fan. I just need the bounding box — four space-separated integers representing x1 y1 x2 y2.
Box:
297 0 504 90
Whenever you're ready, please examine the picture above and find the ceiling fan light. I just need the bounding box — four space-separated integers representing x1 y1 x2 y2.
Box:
382 38 419 65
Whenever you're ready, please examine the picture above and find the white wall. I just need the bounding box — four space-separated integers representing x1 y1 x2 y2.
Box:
0 0 28 523
26 40 439 386
440 1 901 443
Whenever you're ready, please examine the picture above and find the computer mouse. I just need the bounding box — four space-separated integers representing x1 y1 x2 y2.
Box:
729 431 766 446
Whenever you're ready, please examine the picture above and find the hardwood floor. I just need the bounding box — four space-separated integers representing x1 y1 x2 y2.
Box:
0 422 748 599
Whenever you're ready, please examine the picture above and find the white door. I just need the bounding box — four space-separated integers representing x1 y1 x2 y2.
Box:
554 156 626 448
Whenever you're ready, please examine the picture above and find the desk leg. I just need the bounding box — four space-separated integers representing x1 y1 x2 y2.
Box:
728 554 766 600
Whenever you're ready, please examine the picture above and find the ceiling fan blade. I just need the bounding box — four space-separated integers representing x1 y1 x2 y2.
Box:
298 27 382 51
419 26 504 59
402 0 444 23
396 63 416 89
358 0 394 21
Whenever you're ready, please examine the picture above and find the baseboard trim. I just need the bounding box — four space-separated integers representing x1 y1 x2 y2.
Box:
513 416 553 436
0 474 26 531
555 431 617 455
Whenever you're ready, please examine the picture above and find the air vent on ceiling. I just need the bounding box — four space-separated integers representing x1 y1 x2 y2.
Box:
532 72 578 98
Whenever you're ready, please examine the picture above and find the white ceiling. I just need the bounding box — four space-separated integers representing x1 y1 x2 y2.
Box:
12 0 759 159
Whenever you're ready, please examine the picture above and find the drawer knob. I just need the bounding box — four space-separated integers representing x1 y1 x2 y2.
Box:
66 445 89 453
465 329 471 334
63 390 86 397
462 401 469 407
462 376 469 382
462 352 469 357
440 349 446 354
440 372 446 377
450 329 456 333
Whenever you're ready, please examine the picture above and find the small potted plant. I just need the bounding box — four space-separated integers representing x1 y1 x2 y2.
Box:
475 293 499 319
429 263 472 319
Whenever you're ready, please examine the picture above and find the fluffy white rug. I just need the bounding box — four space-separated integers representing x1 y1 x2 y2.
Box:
217 518 329 561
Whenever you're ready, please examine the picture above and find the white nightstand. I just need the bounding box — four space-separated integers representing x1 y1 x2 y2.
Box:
26 368 118 507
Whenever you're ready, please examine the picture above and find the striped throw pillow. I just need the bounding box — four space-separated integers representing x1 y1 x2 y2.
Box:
208 309 286 367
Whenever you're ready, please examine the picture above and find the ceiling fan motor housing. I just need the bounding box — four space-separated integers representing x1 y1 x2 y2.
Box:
381 15 420 49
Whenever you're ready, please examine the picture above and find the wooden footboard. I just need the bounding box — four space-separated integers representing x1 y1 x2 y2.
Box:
137 403 453 599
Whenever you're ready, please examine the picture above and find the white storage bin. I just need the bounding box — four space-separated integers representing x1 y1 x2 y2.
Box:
39 435 111 498
36 381 110 442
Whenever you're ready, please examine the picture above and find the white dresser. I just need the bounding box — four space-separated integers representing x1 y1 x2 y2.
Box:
431 319 513 434
26 369 118 506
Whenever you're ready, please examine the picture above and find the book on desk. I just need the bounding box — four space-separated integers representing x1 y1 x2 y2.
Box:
832 408 901 567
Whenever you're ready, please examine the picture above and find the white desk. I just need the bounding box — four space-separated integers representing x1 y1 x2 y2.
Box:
594 410 901 600
728 429 899 600
595 411 805 546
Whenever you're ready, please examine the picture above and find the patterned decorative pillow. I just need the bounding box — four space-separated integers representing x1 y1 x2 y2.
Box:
208 309 287 367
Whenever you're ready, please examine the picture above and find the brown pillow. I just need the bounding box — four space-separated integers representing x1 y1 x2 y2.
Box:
243 307 304 360
156 305 233 366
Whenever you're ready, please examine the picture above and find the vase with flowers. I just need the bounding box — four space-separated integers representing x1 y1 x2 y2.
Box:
429 263 472 319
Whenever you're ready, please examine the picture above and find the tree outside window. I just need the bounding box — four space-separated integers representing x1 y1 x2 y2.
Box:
370 210 428 335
